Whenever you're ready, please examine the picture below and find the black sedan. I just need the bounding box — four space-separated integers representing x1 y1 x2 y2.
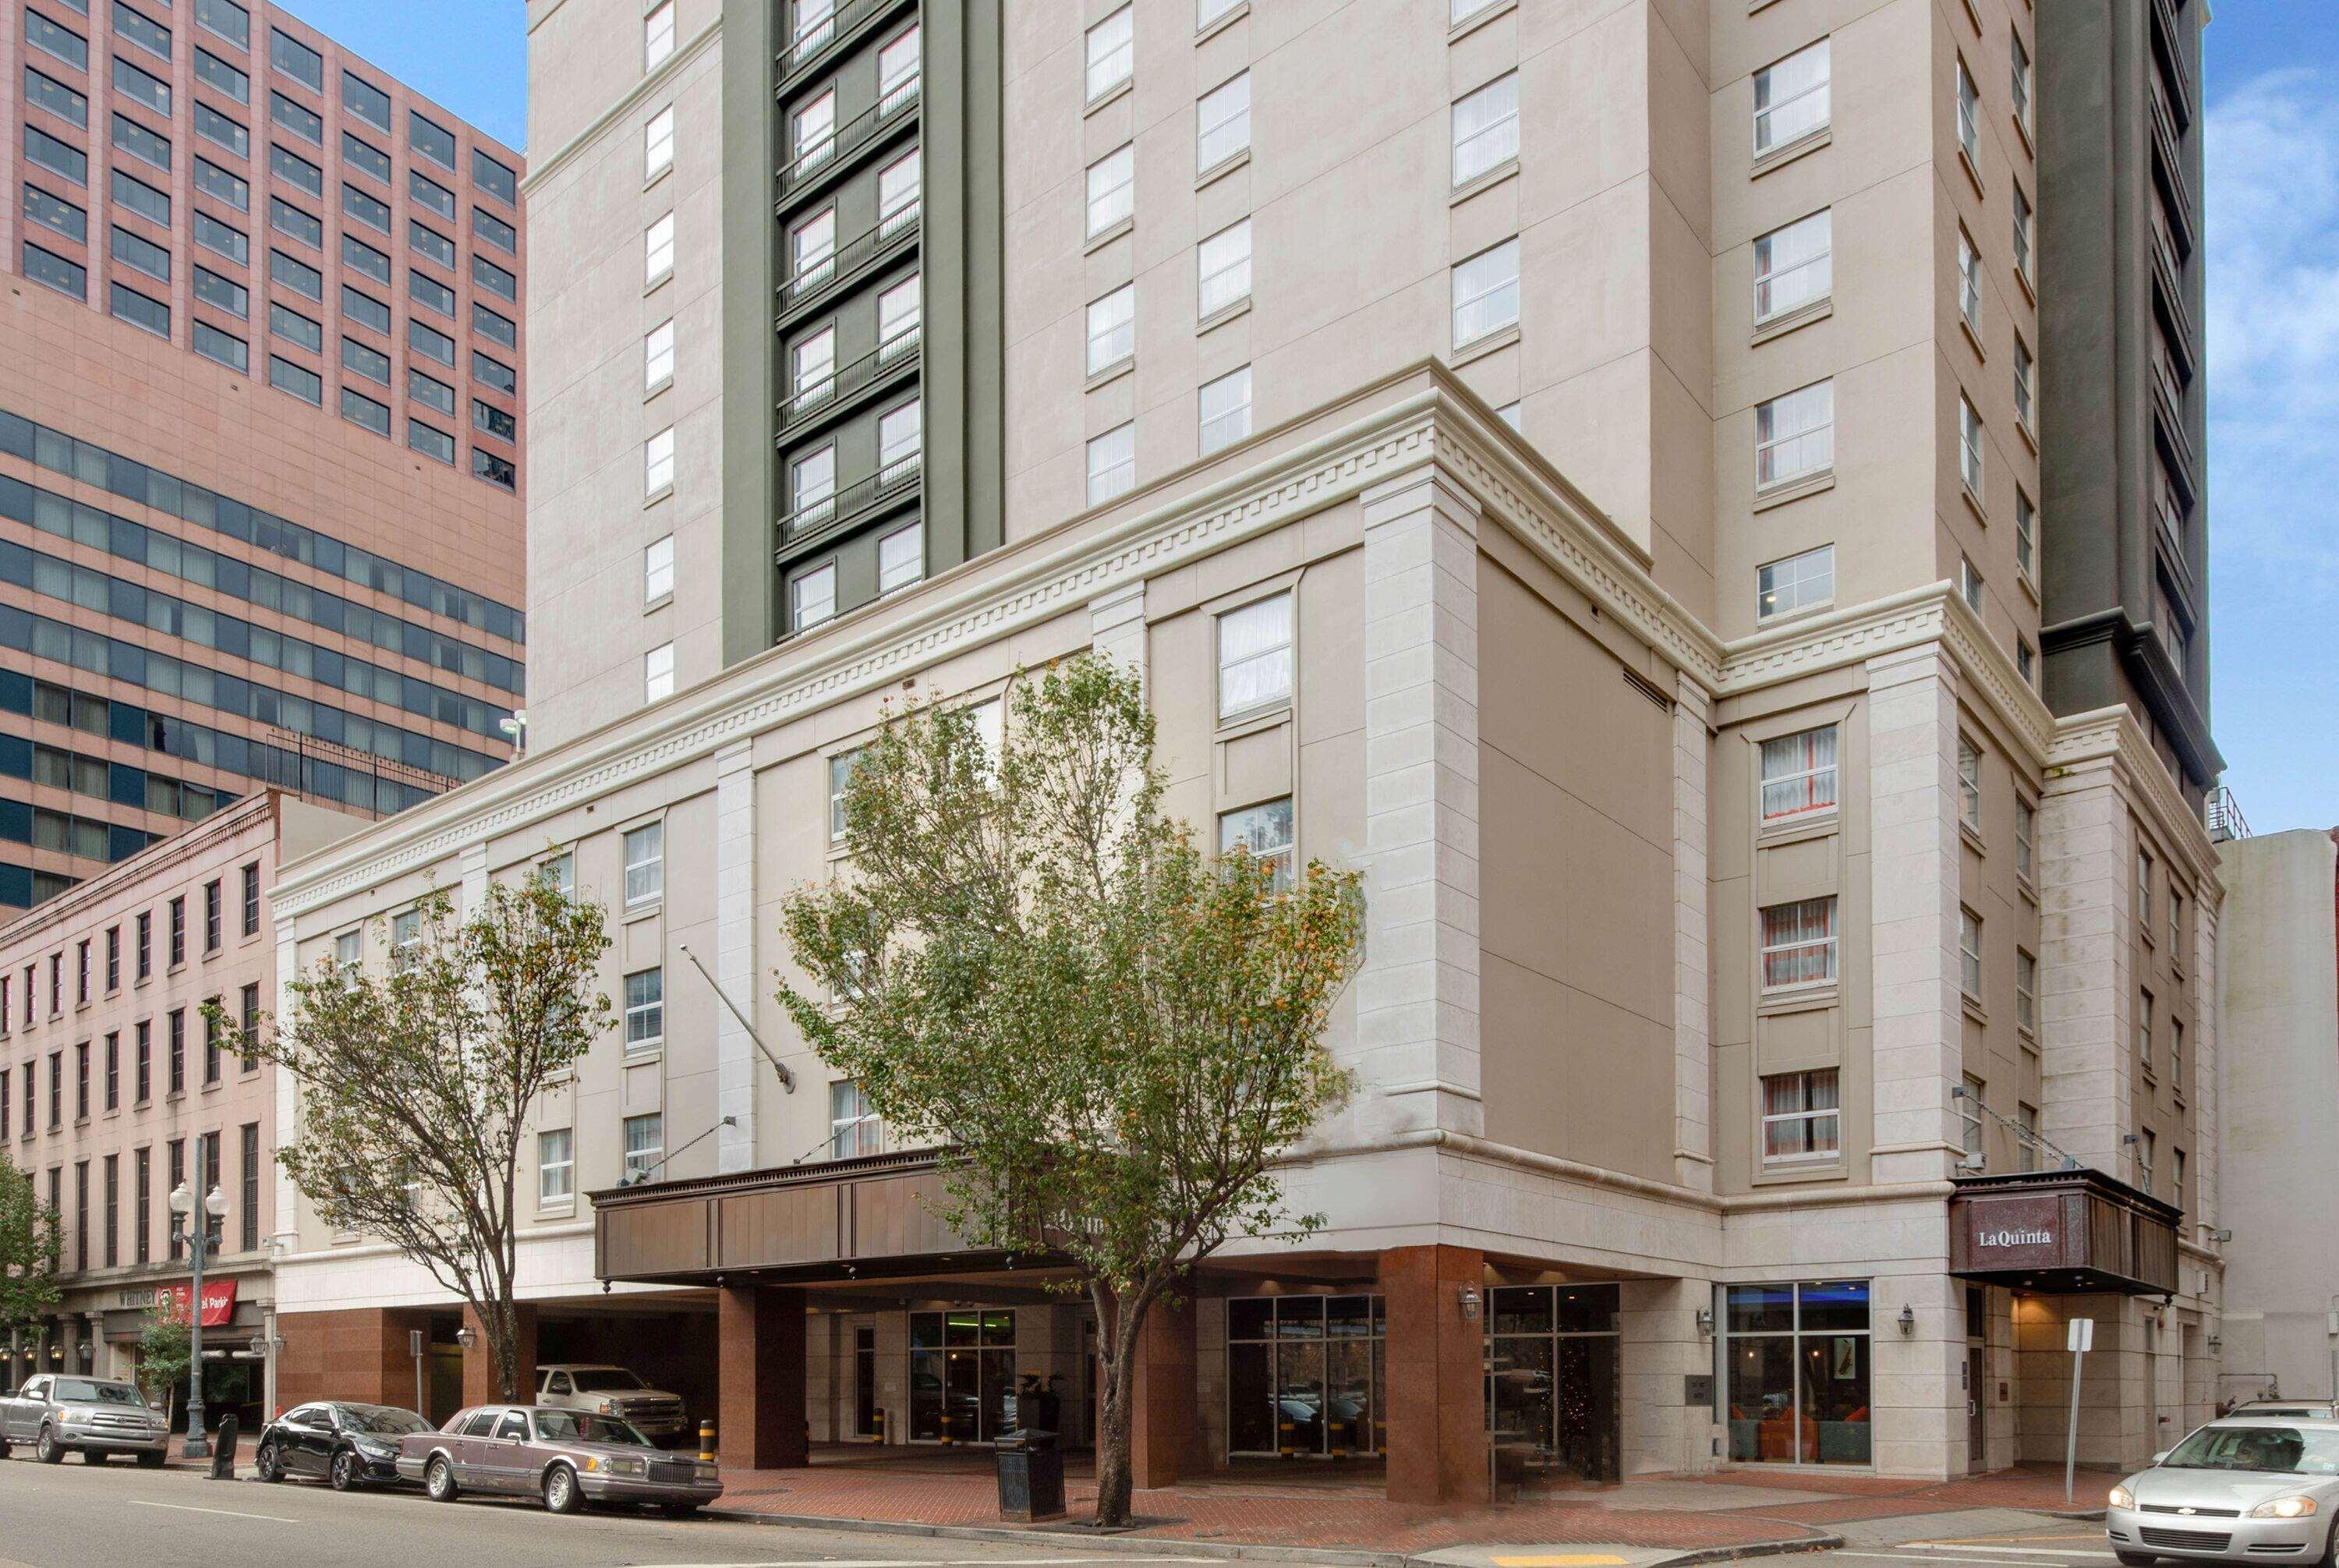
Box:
255 1402 435 1491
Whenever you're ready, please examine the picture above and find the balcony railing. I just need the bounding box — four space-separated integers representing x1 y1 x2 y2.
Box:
777 455 921 547
777 76 920 203
777 197 921 322
2206 785 2249 844
778 323 922 437
776 0 913 89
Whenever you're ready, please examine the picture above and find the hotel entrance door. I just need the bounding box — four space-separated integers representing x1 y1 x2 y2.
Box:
1488 1283 1622 1492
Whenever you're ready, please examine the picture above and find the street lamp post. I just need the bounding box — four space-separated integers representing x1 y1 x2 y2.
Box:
167 1132 231 1460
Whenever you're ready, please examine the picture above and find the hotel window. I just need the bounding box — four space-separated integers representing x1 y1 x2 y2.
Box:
2014 335 2035 430
2011 32 2033 139
1960 556 1984 614
335 929 361 979
23 186 84 245
1956 57 1980 167
1760 727 1838 821
623 821 664 909
389 908 422 971
1088 284 1135 376
1453 73 1519 188
2137 850 2154 929
878 521 924 594
1219 592 1293 720
792 561 837 631
119 3 172 62
622 1113 663 1183
792 325 837 411
1086 6 1133 104
645 642 674 703
1199 366 1253 455
878 150 920 237
646 318 675 389
1088 424 1135 505
2013 186 2034 283
791 0 833 52
1959 1075 1986 1165
829 1081 883 1159
2171 1017 2185 1083
271 25 321 87
2015 488 2037 582
792 90 835 175
645 535 674 601
170 897 187 966
1219 798 1295 891
1198 0 1241 27
2017 638 2035 685
2018 1103 2040 1171
646 212 675 285
1957 228 1982 334
1453 0 1502 19
1196 72 1251 175
1724 1280 1871 1466
645 105 674 180
624 968 664 1053
1957 738 1981 830
1754 209 1831 324
2173 1147 2185 1205
204 880 223 951
645 0 675 69
1757 543 1833 621
828 749 863 841
645 427 675 494
1756 381 1833 489
2169 891 2184 957
879 399 922 483
1959 394 1984 496
1960 908 1982 998
239 984 259 1070
878 25 920 111
2015 796 2035 881
791 444 836 531
2136 1127 2154 1195
1753 39 1830 155
1198 219 1252 320
2137 989 2155 1076
540 854 577 898
1760 1069 1841 1163
2016 947 2036 1034
1087 144 1134 238
1452 237 1520 349
879 274 921 362
27 9 88 69
538 1129 573 1203
1760 897 1837 990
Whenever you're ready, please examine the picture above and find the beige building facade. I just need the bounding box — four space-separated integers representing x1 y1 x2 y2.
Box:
264 0 2227 1495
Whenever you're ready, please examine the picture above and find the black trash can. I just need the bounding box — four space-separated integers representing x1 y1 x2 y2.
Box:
995 1429 1065 1522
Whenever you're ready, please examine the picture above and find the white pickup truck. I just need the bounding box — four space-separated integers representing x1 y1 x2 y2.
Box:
0 1374 171 1465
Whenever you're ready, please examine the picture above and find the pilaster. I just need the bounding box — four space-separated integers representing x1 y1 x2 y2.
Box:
1088 581 1148 690
714 738 759 1173
1672 674 1714 1191
270 911 299 1251
2035 755 2134 1174
458 842 489 912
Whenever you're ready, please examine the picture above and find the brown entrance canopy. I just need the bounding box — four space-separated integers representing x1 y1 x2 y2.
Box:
1948 1168 2182 1296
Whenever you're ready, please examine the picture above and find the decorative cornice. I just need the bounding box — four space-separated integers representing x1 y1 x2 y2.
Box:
0 790 282 950
2046 705 2221 890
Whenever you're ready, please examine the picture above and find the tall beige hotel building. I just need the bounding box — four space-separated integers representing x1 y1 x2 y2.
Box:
257 0 2222 1499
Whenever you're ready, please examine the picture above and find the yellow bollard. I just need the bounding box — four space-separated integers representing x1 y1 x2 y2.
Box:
699 1419 717 1464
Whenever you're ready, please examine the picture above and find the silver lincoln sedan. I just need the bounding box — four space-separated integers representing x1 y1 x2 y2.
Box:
2107 1418 2339 1566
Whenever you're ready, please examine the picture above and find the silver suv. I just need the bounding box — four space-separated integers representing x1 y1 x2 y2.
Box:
534 1365 686 1445
0 1375 171 1464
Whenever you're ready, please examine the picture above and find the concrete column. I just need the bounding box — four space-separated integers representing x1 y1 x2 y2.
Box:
1089 581 1148 688
2035 752 2135 1174
270 913 299 1253
1379 1243 1488 1505
1619 1276 1718 1476
1131 1294 1205 1488
720 1285 808 1469
1672 674 1714 1191
713 737 759 1173
462 1301 537 1406
1354 469 1482 1139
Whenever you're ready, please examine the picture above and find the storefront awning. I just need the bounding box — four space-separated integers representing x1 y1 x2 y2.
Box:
1948 1169 2182 1296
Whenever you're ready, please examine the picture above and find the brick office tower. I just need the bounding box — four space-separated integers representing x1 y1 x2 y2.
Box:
2 0 528 916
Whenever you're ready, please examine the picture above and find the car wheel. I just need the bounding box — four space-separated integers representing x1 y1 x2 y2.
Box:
136 1449 165 1469
2115 1553 2157 1566
35 1426 64 1464
0 1436 12 1460
543 1464 584 1516
2318 1518 2339 1568
425 1455 458 1503
255 1442 283 1483
330 1450 359 1492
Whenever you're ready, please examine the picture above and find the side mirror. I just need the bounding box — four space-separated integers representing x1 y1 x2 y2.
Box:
2152 1451 2171 1465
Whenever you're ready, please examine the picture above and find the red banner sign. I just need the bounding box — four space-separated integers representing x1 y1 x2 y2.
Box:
157 1280 239 1329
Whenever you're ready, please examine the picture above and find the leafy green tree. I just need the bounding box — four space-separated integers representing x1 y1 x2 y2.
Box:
211 876 612 1400
779 655 1365 1527
1 1156 62 1360
136 1292 193 1425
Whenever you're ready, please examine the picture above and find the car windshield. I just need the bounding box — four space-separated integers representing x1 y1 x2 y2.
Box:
2164 1426 2339 1475
534 1410 651 1446
340 1406 433 1435
569 1370 646 1392
53 1379 146 1406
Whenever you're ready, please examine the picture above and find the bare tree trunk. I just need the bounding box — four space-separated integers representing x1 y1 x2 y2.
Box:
1094 1337 1135 1527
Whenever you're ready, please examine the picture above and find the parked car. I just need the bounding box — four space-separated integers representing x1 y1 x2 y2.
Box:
254 1402 433 1490
2107 1416 2339 1566
0 1375 169 1465
535 1364 688 1446
2231 1401 2339 1421
396 1403 722 1516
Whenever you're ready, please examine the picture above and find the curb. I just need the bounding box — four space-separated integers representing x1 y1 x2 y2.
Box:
2042 1510 2107 1522
695 1506 1843 1568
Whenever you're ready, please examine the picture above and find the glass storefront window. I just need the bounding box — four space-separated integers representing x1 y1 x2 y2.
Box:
1724 1280 1871 1466
908 1308 1015 1444
1488 1282 1622 1490
1226 1294 1384 1459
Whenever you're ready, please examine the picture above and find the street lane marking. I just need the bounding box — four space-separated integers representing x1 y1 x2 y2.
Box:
1901 1549 2116 1559
1493 1556 1632 1566
129 1499 299 1524
1828 1552 2103 1568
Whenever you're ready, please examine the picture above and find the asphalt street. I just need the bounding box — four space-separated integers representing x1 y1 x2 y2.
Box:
1795 1510 2123 1568
0 1453 1249 1568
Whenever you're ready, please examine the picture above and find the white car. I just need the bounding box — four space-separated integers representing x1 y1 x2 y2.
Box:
2107 1417 2339 1566
0 1375 171 1465
534 1365 687 1445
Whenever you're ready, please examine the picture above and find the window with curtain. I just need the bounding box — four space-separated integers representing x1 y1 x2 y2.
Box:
1759 727 1838 820
1761 1069 1839 1162
1452 73 1517 187
1760 897 1836 989
1217 592 1293 720
1754 209 1831 323
1753 39 1830 154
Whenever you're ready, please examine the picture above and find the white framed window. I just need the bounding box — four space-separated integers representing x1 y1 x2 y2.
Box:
645 535 674 602
969 696 1005 778
2138 987 2154 1072
1960 906 1983 997
1757 543 1833 621
2013 186 2034 282
644 1 675 69
1452 237 1520 349
878 149 921 237
1218 590 1293 720
1219 796 1295 890
2136 1126 2154 1194
1086 6 1133 103
791 207 836 289
829 1080 883 1159
791 444 836 529
1453 73 1519 188
2016 947 2036 1034
538 1129 574 1202
878 520 923 593
1087 423 1135 505
2015 488 2037 581
645 211 675 285
2017 637 2036 685
541 853 577 898
623 820 663 908
1198 218 1251 320
335 928 362 979
2012 31 2033 139
1755 380 1833 488
878 23 920 112
1759 726 1838 821
1957 736 1981 828
2137 850 2154 929
2172 1018 2185 1083
1956 56 1980 166
1198 0 1242 28
644 318 675 390
624 966 664 1053
792 324 837 411
2169 891 2184 957
1960 555 1984 613
1753 39 1830 154
878 398 922 483
1087 144 1134 238
1960 1074 1987 1165
2018 1102 2040 1172
1452 0 1502 20
2015 795 2035 881
1199 365 1252 455
1761 1068 1840 1163
792 90 836 173
828 749 862 840
1753 209 1831 324
791 0 834 51
1959 393 1984 495
644 642 674 702
1087 284 1135 375
645 104 675 180
644 426 675 494
793 561 837 629
391 908 423 970
1760 897 1837 990
878 273 921 362
622 1113 663 1183
1197 72 1251 174
1958 227 1982 334
2014 334 2035 430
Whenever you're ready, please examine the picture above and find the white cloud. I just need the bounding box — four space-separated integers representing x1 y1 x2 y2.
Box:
2205 68 2339 584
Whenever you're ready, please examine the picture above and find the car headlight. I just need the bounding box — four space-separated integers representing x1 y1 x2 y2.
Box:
696 1462 720 1481
2251 1497 2320 1520
354 1438 396 1457
2109 1485 2136 1510
606 1457 647 1478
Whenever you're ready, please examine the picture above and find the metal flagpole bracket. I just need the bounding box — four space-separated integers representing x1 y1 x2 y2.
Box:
677 942 795 1091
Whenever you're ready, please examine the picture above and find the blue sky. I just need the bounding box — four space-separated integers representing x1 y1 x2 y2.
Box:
300 2 2339 834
